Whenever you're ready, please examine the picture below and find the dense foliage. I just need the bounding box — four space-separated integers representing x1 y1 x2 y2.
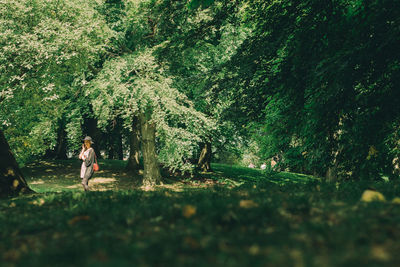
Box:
0 0 112 162
221 0 400 180
1 0 400 180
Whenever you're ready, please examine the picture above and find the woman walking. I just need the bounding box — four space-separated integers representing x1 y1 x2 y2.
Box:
79 136 95 191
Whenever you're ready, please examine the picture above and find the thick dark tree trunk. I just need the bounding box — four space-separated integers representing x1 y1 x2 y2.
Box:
116 131 124 160
0 129 33 197
198 141 212 172
108 145 115 159
106 118 124 160
126 116 141 172
54 123 67 159
139 114 161 186
84 117 103 159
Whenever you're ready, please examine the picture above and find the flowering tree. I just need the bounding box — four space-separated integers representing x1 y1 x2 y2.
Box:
0 0 112 195
89 48 215 185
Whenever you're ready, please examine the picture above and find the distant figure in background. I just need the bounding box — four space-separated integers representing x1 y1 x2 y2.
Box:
271 156 278 170
260 162 267 170
248 163 255 168
79 136 95 191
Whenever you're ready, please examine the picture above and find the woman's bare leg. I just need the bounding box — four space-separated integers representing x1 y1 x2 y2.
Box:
81 177 89 191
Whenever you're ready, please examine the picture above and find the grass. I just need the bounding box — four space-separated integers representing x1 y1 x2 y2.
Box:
1 160 400 266
21 159 136 193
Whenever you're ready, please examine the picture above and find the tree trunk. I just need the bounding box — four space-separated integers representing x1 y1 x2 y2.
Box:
0 129 33 197
116 130 124 160
54 122 67 159
108 144 115 159
126 116 141 172
325 149 340 181
325 166 338 182
139 114 161 186
325 129 340 181
107 119 124 160
198 141 212 172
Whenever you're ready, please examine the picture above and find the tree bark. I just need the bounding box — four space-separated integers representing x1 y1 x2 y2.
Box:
106 118 123 160
325 129 340 181
325 147 340 181
54 122 67 159
198 141 212 172
0 129 33 197
139 114 161 186
108 144 115 159
116 131 124 160
126 116 141 172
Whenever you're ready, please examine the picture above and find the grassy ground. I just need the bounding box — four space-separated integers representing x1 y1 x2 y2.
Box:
1 160 400 266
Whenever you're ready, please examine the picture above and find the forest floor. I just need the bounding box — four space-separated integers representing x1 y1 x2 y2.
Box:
1 160 400 266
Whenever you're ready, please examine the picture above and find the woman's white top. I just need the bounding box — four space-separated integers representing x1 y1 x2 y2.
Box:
80 148 92 178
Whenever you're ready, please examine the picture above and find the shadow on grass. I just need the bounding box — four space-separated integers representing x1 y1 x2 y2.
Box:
204 163 317 187
2 177 400 266
22 160 317 194
2 160 400 266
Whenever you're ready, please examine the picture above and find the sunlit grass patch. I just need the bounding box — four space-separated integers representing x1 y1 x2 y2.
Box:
22 161 319 195
23 160 139 193
210 163 317 186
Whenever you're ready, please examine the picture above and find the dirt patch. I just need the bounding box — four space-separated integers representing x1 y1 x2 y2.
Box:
90 178 117 184
66 184 81 189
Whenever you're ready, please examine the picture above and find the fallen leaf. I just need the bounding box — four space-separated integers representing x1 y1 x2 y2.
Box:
68 215 90 225
392 197 400 204
29 199 45 206
12 179 19 188
249 244 260 255
239 200 259 208
360 190 386 202
182 205 196 218
371 245 390 261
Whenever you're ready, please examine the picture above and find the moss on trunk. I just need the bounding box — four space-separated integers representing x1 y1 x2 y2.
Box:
139 114 161 186
198 141 212 172
127 116 141 172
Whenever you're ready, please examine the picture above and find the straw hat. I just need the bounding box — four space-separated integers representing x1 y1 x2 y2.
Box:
83 136 94 144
